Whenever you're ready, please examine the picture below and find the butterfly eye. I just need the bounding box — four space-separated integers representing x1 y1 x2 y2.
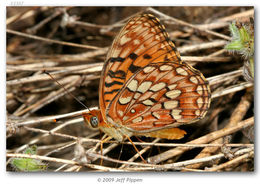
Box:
90 116 99 128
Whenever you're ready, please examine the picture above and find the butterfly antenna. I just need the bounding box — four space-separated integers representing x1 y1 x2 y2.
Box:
44 70 91 112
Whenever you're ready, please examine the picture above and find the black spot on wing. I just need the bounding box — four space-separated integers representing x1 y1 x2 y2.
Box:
164 55 169 62
109 57 126 63
129 63 141 73
170 45 177 52
129 53 138 60
143 54 152 59
150 98 157 103
164 36 171 42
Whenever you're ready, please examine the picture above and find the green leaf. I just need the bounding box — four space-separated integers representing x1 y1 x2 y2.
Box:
239 26 250 42
11 145 47 172
225 40 244 51
229 22 240 40
24 145 37 155
226 21 254 58
11 158 47 172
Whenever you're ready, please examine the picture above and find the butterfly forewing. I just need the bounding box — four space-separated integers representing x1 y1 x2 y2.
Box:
100 14 182 118
106 62 211 132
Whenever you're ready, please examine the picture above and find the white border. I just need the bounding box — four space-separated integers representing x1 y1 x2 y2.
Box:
1 0 258 6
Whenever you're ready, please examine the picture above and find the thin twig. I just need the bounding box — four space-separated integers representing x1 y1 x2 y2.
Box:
194 9 254 30
178 40 227 54
163 147 253 170
148 117 254 164
148 7 232 40
211 82 253 99
6 7 48 25
16 124 255 149
6 153 122 172
217 9 254 22
26 7 68 34
6 29 102 50
206 151 254 172
185 90 253 169
182 56 231 62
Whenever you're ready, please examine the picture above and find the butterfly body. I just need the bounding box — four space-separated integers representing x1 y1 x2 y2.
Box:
83 14 211 142
83 110 134 141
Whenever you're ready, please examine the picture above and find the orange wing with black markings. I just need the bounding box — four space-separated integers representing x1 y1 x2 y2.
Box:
83 13 211 141
106 62 210 133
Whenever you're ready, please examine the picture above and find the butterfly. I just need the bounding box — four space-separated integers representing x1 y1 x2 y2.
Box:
83 14 211 142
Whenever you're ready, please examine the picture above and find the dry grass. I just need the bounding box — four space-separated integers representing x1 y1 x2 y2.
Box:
6 6 254 172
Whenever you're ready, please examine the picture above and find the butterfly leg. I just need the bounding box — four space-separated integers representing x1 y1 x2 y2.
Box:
99 135 112 165
124 135 147 163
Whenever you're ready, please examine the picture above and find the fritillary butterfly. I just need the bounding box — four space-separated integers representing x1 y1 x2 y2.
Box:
83 14 211 141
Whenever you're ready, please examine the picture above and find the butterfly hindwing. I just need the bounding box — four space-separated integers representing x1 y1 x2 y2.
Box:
106 62 211 133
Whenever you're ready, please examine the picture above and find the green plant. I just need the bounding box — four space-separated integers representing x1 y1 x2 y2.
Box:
11 145 47 172
225 19 254 82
